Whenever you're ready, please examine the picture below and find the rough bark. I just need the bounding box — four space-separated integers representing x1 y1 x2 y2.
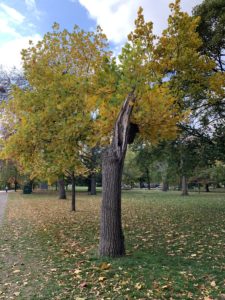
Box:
58 178 66 199
99 92 136 257
71 172 76 211
181 175 189 196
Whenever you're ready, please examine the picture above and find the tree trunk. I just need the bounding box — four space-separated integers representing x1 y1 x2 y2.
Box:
71 172 76 211
181 175 189 196
205 183 210 192
58 178 66 199
99 92 136 257
90 173 96 195
87 176 91 193
146 168 150 190
162 181 169 192
14 181 17 192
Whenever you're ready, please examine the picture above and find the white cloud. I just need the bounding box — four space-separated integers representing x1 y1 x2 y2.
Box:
0 2 42 69
0 19 21 37
0 3 25 24
24 0 41 20
77 0 203 44
0 3 25 38
0 34 41 69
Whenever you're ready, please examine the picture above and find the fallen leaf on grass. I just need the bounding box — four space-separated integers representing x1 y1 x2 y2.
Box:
135 283 144 290
98 276 106 282
80 282 88 288
14 292 20 296
210 280 216 287
162 284 170 290
99 262 111 270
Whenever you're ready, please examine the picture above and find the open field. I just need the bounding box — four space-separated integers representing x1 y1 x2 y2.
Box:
0 190 224 299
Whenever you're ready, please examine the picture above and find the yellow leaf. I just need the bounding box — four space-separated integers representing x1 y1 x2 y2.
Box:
210 280 216 287
99 262 111 270
135 282 144 290
98 276 106 282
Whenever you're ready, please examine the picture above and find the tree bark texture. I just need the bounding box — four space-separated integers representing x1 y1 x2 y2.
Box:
99 92 136 257
58 178 66 199
71 172 76 211
181 175 189 196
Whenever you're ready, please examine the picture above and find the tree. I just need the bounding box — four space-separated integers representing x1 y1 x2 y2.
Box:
193 0 225 165
98 0 215 256
193 0 225 72
1 24 109 211
0 160 22 191
1 1 219 258
211 161 225 187
122 148 141 188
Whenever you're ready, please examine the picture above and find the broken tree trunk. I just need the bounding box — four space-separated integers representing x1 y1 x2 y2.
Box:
99 92 137 257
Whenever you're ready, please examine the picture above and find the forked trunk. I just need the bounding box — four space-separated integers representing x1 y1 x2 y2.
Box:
99 92 136 257
58 178 66 199
71 172 76 211
181 175 189 196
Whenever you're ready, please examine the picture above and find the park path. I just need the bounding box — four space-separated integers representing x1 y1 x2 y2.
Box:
0 191 8 225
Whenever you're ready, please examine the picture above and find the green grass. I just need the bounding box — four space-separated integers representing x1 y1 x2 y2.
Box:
0 190 224 299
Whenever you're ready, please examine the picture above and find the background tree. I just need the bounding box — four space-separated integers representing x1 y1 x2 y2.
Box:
0 24 110 211
193 0 225 166
122 148 141 188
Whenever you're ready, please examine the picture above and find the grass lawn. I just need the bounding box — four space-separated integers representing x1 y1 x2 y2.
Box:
0 190 224 299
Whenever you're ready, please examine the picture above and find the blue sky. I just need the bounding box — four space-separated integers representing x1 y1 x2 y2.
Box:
0 0 203 69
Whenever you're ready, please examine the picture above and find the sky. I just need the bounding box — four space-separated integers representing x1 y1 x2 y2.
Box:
0 0 203 69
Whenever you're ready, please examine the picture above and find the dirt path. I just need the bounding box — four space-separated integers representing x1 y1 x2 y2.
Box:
0 191 8 225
